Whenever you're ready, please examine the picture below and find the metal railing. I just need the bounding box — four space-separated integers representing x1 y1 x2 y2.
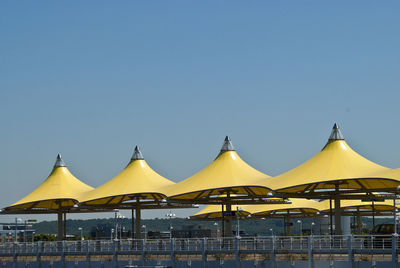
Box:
0 235 398 254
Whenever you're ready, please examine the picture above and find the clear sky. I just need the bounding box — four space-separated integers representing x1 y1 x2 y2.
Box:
1 1 400 223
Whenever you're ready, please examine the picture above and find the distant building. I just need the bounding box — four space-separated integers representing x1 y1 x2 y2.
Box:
0 223 35 242
172 224 216 238
90 223 131 240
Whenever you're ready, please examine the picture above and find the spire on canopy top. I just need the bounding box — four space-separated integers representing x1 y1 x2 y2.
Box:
328 123 344 141
220 136 235 152
54 154 66 167
131 146 144 161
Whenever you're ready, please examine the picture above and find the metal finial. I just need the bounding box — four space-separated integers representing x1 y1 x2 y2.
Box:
328 123 344 141
220 136 235 151
54 154 66 167
131 146 144 161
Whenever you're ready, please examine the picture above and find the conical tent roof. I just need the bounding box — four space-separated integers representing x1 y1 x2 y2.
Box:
264 124 396 196
5 155 94 210
248 198 321 217
191 199 321 219
165 136 272 201
190 204 250 220
81 146 175 205
318 199 397 214
369 168 400 189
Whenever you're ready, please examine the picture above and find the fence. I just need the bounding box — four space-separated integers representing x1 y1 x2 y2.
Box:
0 235 399 267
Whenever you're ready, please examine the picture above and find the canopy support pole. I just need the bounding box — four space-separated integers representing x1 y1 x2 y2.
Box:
224 192 233 237
329 198 333 236
334 186 342 235
283 217 286 235
135 207 141 239
357 208 362 234
221 204 225 238
131 209 135 239
57 210 63 241
394 198 397 235
63 212 67 240
372 200 375 234
225 203 233 237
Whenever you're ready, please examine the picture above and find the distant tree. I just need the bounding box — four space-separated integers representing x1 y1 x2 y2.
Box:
35 233 57 241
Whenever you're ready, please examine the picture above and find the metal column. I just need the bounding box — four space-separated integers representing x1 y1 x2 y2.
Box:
334 186 342 235
136 208 142 239
57 211 63 241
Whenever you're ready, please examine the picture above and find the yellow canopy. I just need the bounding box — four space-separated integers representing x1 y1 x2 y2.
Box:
81 147 175 205
247 198 321 217
164 137 272 200
370 168 400 190
318 199 397 213
5 155 93 210
264 124 396 195
190 204 250 220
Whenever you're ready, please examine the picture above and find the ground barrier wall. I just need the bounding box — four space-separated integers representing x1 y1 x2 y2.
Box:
0 235 399 268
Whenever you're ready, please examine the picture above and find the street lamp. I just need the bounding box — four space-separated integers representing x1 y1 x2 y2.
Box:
142 225 147 240
394 186 400 235
111 229 114 241
297 220 302 236
214 222 220 238
78 227 83 240
24 219 36 243
32 232 35 243
116 214 125 239
15 218 22 243
114 209 119 240
311 222 315 236
24 221 27 242
269 228 274 236
165 210 176 239
236 207 243 238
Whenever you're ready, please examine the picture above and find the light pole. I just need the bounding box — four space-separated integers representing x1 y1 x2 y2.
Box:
15 218 22 243
32 232 35 243
114 209 119 240
24 219 36 243
142 225 147 240
117 214 125 239
311 222 315 236
297 220 302 236
24 220 27 242
111 229 114 241
214 222 219 238
78 227 83 240
269 228 274 236
395 186 400 235
165 210 176 239
236 207 243 238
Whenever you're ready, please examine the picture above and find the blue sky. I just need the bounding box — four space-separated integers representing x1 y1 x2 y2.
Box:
1 1 400 222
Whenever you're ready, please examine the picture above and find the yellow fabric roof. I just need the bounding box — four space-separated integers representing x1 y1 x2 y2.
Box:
191 199 321 219
6 155 93 210
247 198 321 217
81 147 175 205
191 204 250 220
164 137 272 200
370 168 400 188
264 124 396 194
318 199 397 212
